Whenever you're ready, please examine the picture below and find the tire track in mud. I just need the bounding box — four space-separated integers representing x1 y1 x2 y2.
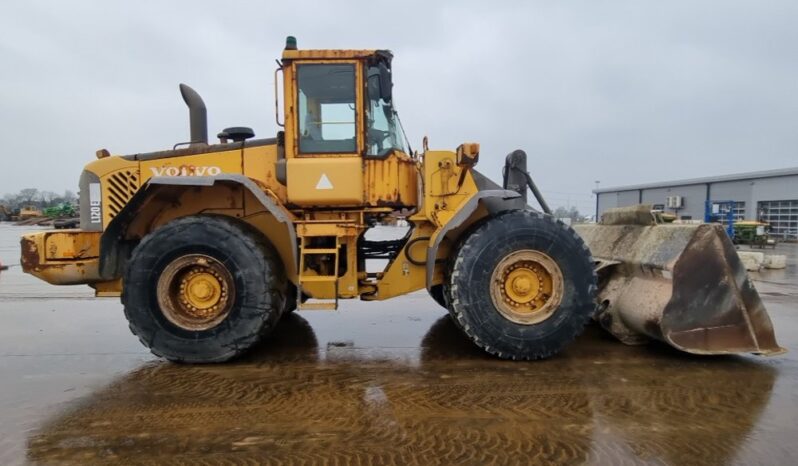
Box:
24 316 791 465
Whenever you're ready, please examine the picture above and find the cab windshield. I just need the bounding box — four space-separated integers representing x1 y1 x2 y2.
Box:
366 65 410 157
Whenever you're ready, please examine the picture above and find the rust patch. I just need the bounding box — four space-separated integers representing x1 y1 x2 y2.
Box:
576 221 784 356
281 49 379 61
20 236 40 271
664 224 784 355
47 242 58 259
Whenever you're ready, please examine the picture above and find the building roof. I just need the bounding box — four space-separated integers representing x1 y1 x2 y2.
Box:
594 166 798 194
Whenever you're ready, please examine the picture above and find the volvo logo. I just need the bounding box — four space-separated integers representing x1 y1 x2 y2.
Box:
150 165 222 177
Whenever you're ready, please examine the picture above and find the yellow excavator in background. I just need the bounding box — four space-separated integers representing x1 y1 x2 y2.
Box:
20 37 783 363
18 205 42 220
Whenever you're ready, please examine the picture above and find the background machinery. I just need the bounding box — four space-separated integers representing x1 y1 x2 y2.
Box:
18 205 42 220
20 37 783 363
734 221 775 248
43 202 77 219
705 199 737 239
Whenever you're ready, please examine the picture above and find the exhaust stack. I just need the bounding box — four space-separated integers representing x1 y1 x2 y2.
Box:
179 83 208 146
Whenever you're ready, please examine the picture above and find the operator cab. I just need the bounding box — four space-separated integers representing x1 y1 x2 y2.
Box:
279 37 415 208
279 37 410 161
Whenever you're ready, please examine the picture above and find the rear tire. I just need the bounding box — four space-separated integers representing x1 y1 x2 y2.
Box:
447 210 596 360
123 215 287 363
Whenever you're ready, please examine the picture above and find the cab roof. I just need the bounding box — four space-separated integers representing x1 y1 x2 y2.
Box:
280 37 391 62
281 48 392 62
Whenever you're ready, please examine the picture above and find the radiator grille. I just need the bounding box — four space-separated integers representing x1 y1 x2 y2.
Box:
104 170 140 219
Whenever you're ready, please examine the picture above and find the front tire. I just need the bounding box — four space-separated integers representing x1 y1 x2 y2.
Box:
447 210 596 360
123 215 287 363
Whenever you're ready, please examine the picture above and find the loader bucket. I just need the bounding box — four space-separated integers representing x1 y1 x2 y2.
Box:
573 205 784 356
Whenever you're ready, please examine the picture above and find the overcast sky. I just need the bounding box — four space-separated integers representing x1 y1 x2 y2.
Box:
1 1 796 213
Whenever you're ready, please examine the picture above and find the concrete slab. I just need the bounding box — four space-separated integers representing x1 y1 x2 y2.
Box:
738 250 765 271
764 254 787 269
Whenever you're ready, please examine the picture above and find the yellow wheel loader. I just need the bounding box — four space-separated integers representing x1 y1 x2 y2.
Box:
20 37 783 363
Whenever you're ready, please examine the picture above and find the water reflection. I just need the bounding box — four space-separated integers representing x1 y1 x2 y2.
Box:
27 314 777 464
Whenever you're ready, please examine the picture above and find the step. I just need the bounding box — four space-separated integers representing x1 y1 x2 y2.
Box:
298 301 338 311
301 248 339 254
299 275 338 283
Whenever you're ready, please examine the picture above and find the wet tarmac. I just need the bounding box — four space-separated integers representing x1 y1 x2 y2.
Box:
1 223 797 465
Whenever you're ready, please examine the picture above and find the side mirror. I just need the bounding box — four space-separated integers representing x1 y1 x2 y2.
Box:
378 62 392 103
456 142 480 167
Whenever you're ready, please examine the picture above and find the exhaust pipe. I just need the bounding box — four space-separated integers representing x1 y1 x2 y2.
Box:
179 83 208 146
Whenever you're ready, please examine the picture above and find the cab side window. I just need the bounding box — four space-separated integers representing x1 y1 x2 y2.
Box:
297 64 356 154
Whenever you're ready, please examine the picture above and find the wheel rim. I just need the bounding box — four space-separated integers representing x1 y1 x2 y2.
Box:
156 254 235 331
490 250 564 325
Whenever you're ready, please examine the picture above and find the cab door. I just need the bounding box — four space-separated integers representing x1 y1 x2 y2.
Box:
286 61 364 207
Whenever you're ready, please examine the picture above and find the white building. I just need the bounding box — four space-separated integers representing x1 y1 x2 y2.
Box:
594 167 798 239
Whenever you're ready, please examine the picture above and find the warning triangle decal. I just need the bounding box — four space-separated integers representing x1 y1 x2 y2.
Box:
315 173 334 190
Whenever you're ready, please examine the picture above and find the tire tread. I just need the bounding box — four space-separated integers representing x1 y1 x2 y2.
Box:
122 215 286 363
447 210 597 360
